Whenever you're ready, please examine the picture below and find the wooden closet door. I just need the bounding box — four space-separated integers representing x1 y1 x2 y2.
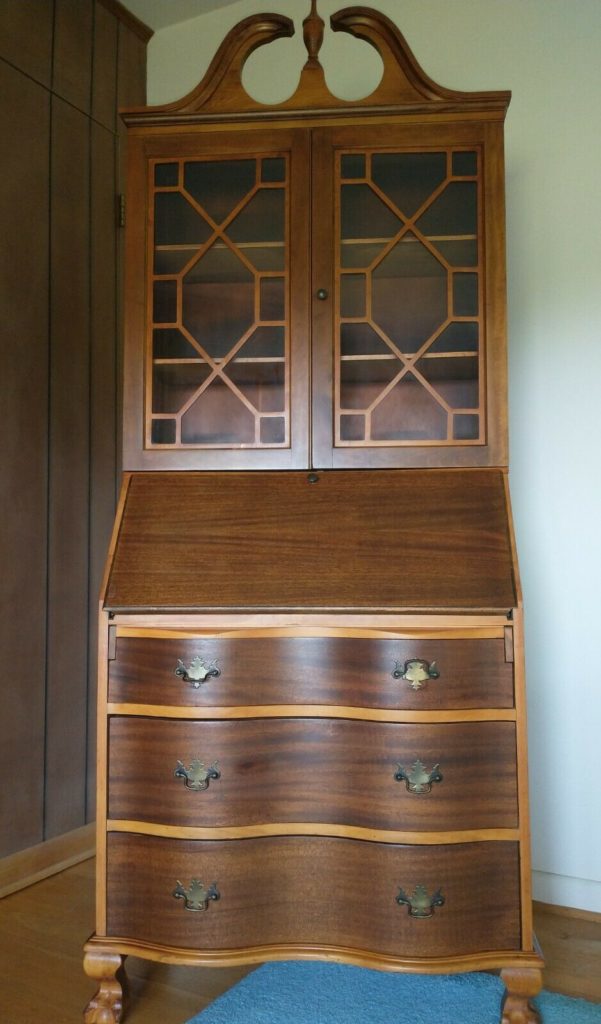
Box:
311 122 507 469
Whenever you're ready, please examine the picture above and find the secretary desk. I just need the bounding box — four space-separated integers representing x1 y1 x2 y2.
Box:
83 5 544 1022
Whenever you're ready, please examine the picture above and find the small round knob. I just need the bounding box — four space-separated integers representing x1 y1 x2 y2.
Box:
316 288 328 300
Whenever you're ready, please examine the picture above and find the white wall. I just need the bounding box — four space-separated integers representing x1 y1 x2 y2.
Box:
144 0 601 912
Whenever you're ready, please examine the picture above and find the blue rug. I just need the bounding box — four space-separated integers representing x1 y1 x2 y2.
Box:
186 961 601 1023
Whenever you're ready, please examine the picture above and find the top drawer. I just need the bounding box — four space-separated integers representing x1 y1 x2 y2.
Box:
108 633 514 710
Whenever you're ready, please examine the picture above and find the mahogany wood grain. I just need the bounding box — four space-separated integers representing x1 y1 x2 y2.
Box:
0 62 50 856
107 717 518 831
104 469 517 612
108 634 514 710
105 833 521 957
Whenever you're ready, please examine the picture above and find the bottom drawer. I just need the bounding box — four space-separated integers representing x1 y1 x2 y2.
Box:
105 833 521 958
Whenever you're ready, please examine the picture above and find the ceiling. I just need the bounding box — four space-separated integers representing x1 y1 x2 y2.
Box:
120 0 242 32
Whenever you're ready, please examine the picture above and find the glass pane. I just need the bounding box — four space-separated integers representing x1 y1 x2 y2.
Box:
260 278 285 320
154 248 196 275
261 158 285 182
151 419 176 444
341 184 402 241
238 326 285 359
260 417 285 444
416 182 477 237
181 379 255 445
340 274 366 318
341 323 392 357
415 354 479 410
153 280 177 323
340 414 366 441
225 359 285 412
453 273 479 316
452 151 477 176
184 159 256 223
372 234 447 352
154 192 212 246
227 189 285 270
454 413 479 439
341 154 365 179
434 238 477 267
371 374 447 441
182 244 254 359
429 322 479 354
153 328 200 359
371 152 446 217
340 357 401 409
154 162 178 186
152 362 211 414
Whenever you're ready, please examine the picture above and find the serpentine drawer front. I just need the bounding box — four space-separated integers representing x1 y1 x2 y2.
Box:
105 833 522 957
107 716 519 831
108 634 514 710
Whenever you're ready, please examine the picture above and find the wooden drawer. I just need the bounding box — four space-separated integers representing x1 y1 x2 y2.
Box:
108 635 514 709
105 833 521 956
107 717 518 831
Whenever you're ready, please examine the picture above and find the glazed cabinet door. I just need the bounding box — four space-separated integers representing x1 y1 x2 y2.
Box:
311 122 508 468
122 128 310 469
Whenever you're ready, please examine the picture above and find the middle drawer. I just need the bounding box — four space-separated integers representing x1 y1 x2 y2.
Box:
107 717 518 831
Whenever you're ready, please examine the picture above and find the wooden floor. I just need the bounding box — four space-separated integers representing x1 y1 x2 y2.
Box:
0 858 599 1024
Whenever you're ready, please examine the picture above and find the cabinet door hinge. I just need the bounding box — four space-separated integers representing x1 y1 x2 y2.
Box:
504 625 514 663
108 625 117 661
117 193 126 228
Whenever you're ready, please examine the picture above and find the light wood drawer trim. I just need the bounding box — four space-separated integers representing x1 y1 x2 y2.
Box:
115 625 508 640
106 703 517 722
106 820 521 843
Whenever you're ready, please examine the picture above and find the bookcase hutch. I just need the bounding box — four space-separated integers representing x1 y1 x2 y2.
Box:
83 5 544 1022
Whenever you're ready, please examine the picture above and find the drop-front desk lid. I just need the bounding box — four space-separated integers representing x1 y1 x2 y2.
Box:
103 470 518 614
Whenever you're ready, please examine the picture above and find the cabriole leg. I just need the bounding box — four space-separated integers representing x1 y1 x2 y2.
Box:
500 967 543 1024
83 948 128 1023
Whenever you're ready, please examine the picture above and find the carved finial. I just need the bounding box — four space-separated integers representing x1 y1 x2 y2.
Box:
303 0 324 67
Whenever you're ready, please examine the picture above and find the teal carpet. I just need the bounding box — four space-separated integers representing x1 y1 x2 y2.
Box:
186 962 601 1023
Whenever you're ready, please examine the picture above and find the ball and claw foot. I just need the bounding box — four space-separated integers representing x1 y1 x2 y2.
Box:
500 967 543 1024
83 949 128 1023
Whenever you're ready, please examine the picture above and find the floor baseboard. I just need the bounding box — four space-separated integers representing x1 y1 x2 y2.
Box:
0 822 95 899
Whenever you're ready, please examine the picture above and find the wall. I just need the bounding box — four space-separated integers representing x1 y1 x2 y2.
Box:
0 0 147 860
142 0 601 912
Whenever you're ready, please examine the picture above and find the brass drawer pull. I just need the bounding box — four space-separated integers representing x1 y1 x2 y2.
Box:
175 656 220 688
392 658 439 690
173 879 220 912
396 884 445 918
394 759 442 794
174 759 220 791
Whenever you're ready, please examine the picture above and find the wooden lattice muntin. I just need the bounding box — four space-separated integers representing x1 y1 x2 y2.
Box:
335 146 484 447
147 153 290 449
